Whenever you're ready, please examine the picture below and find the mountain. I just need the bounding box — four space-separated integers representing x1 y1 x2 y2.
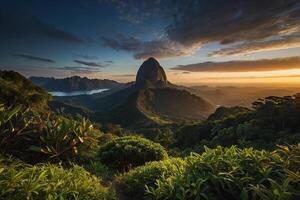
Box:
30 76 127 92
135 57 167 88
0 70 50 109
93 58 215 127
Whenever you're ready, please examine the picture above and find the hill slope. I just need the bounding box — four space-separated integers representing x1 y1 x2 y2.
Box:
0 70 50 109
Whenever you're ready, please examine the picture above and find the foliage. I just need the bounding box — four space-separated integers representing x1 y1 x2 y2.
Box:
175 95 300 150
0 104 38 159
29 116 101 163
0 104 101 163
98 136 168 171
117 158 186 200
0 70 50 109
83 160 114 181
0 155 116 200
146 144 300 200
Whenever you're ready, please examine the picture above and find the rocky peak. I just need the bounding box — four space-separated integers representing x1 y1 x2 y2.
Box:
135 57 167 87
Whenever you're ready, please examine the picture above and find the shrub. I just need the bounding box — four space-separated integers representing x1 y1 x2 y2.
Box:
0 104 101 163
117 158 186 200
0 156 116 200
98 136 168 171
147 144 300 200
29 116 101 163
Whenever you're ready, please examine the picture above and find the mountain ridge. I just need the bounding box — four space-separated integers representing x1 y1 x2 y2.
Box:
30 76 127 92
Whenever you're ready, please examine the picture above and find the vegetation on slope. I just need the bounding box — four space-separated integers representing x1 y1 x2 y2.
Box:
0 70 50 109
98 136 168 171
175 95 300 151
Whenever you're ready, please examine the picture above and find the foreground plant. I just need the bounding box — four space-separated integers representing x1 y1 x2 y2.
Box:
146 144 300 200
0 155 116 200
0 104 101 163
29 116 100 162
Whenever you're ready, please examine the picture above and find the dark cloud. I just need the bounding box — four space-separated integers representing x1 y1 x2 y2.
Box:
13 54 55 63
210 35 300 56
75 54 99 60
63 66 101 73
104 60 114 63
167 0 300 46
73 60 108 67
0 9 84 43
172 57 300 72
102 0 300 58
101 35 195 59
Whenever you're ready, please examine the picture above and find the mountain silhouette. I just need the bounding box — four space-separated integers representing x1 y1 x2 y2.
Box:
135 57 167 88
93 58 215 127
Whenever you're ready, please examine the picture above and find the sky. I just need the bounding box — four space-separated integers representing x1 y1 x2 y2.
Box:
0 0 300 86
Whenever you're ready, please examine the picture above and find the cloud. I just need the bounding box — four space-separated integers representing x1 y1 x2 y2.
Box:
171 56 300 72
13 54 55 63
100 1 300 59
166 0 300 46
63 66 102 73
101 35 196 59
75 54 99 60
210 35 300 56
104 61 114 63
0 7 84 43
73 60 108 67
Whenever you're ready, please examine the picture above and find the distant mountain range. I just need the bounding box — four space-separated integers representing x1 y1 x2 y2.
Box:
30 76 127 92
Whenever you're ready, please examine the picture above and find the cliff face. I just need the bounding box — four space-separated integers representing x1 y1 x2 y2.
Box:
135 57 167 87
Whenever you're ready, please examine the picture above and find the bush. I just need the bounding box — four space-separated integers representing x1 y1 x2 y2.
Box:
0 156 116 200
117 158 186 200
147 144 300 200
0 104 101 163
98 136 168 171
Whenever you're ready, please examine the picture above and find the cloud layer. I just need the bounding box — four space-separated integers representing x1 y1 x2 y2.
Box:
13 54 55 63
172 57 300 72
0 7 83 43
73 60 107 67
210 35 300 56
166 0 300 46
102 0 300 59
101 35 197 59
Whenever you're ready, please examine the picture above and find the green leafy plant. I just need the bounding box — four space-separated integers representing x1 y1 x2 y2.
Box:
29 116 101 162
0 155 116 200
98 136 168 171
146 144 300 200
117 158 186 200
0 104 101 163
0 104 38 157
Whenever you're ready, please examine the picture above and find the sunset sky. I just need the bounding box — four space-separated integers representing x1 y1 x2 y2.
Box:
0 0 300 86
